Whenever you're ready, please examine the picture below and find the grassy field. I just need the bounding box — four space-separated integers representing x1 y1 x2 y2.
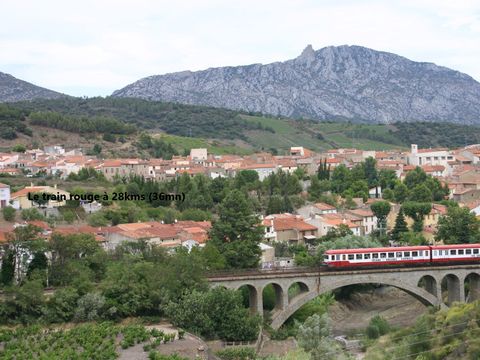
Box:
241 115 406 152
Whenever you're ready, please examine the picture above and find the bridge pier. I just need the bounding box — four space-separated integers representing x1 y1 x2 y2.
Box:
445 274 463 304
255 286 263 315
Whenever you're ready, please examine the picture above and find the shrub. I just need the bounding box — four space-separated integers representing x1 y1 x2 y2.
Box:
74 292 106 322
216 347 256 360
2 206 15 221
366 315 390 339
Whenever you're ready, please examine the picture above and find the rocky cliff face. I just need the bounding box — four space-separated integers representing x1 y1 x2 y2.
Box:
0 72 64 102
112 45 480 123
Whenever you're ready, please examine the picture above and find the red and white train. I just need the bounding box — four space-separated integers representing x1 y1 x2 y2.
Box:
323 244 480 268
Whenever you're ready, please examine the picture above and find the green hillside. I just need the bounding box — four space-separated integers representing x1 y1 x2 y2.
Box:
4 97 480 153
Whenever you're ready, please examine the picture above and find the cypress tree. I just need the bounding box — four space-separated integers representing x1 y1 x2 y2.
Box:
0 251 15 286
390 208 408 242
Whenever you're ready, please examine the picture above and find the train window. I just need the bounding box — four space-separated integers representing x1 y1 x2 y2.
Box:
458 249 464 255
412 251 418 257
404 252 411 257
419 251 423 256
324 255 329 260
336 255 340 260
380 253 386 258
450 250 457 255
372 253 379 259
342 255 346 260
474 249 479 255
348 254 354 260
356 254 362 260
388 253 395 258
364 254 371 259
396 252 402 257
466 249 472 255
439 250 443 255
331 255 335 260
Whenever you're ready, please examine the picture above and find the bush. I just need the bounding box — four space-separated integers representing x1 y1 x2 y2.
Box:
366 315 390 339
21 208 45 221
74 292 106 322
216 347 256 360
2 206 15 221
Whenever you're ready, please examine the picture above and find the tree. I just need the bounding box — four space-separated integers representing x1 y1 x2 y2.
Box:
331 165 351 194
394 183 409 203
210 190 263 269
402 202 432 233
166 287 260 341
404 167 427 189
297 313 349 360
408 184 433 202
436 206 480 244
370 201 391 233
2 206 15 222
390 209 408 242
364 157 378 187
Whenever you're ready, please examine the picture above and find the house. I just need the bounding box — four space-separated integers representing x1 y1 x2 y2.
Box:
408 144 454 167
296 203 337 219
264 214 318 244
309 213 361 237
10 184 70 210
347 208 378 235
103 220 211 250
0 183 11 209
190 148 208 162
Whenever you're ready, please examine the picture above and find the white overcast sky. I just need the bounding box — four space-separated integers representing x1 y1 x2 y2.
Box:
1 0 479 97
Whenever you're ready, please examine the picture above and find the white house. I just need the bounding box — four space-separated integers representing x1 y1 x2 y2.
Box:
0 183 11 209
408 144 454 167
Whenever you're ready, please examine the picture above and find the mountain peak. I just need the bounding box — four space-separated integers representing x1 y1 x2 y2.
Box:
297 44 316 62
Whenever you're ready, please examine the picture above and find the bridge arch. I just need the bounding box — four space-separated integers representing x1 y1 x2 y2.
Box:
270 277 442 330
441 274 462 305
236 284 260 314
465 273 480 303
262 282 286 311
288 281 310 303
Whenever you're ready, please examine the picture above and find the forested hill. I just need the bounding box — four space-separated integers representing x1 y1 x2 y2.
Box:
4 97 480 151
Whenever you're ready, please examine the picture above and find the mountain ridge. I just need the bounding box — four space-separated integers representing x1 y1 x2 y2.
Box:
0 71 65 103
112 45 480 124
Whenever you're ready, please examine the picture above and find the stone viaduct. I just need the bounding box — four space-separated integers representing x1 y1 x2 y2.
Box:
207 265 480 330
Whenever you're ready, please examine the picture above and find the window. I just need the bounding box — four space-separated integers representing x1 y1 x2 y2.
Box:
356 254 362 260
439 250 443 255
396 252 402 257
331 255 335 260
474 249 479 255
458 249 464 255
324 255 329 260
380 253 387 258
441 156 446 160
450 250 456 255
466 249 472 255
419 251 423 256
388 253 395 258
372 253 379 259
404 252 411 257
342 255 346 260
364 254 371 259
348 254 354 260
412 251 418 257
336 255 340 260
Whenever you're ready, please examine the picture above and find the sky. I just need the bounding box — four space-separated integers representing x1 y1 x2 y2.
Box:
1 0 479 97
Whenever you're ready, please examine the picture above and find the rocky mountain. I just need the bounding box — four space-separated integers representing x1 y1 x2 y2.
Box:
112 45 480 124
0 71 64 102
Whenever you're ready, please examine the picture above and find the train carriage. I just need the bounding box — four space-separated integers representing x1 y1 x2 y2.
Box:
431 244 480 264
323 244 480 268
324 246 430 267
